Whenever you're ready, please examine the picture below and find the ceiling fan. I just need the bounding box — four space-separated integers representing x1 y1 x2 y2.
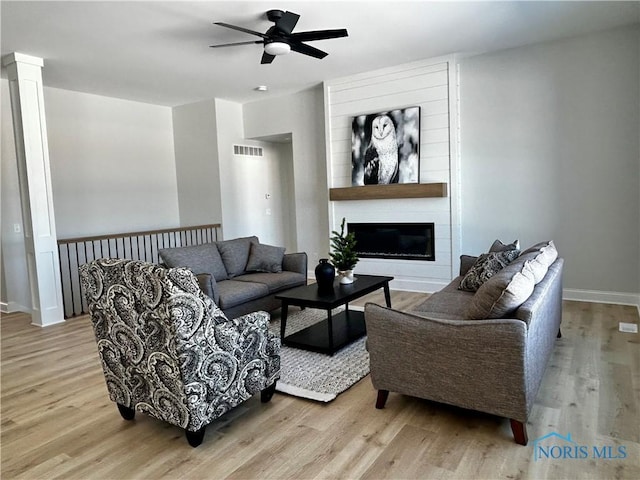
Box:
210 9 348 64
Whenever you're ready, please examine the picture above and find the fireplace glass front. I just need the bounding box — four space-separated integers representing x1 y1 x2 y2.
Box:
348 223 435 261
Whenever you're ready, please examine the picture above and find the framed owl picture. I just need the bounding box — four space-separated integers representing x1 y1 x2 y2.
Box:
351 106 420 186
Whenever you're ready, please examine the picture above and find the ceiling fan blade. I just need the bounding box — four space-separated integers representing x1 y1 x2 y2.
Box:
261 52 276 64
210 40 264 48
276 11 300 35
290 29 349 42
214 22 268 39
289 41 328 59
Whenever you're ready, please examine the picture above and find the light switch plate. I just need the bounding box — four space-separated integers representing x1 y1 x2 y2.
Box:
619 322 638 333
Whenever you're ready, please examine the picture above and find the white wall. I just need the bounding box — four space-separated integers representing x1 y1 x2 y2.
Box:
1 79 30 311
174 97 296 249
44 86 179 237
221 140 295 249
243 87 328 266
273 141 296 252
214 98 248 241
172 99 222 227
1 81 179 310
324 59 459 292
459 26 640 300
4 26 637 312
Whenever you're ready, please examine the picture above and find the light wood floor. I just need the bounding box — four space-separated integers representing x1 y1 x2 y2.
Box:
1 291 639 479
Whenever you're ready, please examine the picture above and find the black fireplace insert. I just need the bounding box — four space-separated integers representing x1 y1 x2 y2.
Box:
348 223 435 261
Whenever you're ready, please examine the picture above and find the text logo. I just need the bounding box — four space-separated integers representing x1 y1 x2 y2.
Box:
533 432 627 461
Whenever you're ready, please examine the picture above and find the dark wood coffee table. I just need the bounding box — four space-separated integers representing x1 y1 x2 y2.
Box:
275 274 393 355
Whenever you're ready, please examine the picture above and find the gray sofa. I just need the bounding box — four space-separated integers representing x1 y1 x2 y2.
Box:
159 236 307 319
365 240 562 445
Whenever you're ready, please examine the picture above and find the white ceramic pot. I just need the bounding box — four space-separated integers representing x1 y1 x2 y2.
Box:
338 269 355 284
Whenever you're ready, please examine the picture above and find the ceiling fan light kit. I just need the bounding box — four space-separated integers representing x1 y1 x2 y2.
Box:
264 41 291 56
211 9 348 64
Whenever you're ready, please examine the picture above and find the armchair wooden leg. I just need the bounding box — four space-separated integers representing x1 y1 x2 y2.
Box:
116 403 135 420
375 390 389 409
510 419 528 446
557 328 562 338
185 426 206 448
261 382 277 403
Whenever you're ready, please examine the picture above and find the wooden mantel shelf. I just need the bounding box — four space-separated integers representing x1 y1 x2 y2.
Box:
329 183 448 201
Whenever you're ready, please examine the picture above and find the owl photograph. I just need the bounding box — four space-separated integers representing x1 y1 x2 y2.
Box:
351 106 420 186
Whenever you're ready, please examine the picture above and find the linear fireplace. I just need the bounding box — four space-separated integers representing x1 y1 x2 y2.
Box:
348 223 435 261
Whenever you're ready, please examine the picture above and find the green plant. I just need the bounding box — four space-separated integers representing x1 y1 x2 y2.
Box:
329 218 359 271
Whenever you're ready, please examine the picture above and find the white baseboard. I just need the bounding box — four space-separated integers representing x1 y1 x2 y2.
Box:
31 317 66 327
0 301 31 314
563 289 640 313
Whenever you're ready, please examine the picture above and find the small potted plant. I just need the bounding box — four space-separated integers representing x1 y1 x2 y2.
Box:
330 217 359 284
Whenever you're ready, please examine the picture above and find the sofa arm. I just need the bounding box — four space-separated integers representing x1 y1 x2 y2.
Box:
226 310 281 385
459 255 478 276
195 273 219 304
180 308 280 430
210 310 280 365
231 310 271 333
364 302 529 421
283 252 308 277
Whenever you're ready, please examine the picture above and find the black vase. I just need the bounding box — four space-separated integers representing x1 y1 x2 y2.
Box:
315 258 335 292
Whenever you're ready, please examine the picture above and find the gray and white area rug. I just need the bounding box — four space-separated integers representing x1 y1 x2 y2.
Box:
268 307 370 402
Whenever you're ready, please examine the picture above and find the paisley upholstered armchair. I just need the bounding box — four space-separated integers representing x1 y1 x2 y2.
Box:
80 259 280 447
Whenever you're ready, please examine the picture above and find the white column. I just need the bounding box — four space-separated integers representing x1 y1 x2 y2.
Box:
2 53 64 326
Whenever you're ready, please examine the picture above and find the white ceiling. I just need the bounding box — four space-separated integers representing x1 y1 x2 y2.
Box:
2 1 639 106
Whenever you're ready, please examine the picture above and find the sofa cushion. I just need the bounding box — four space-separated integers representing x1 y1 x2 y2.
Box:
215 279 269 309
217 236 258 278
414 278 474 318
159 243 228 281
465 261 536 320
489 239 520 252
245 242 285 273
234 271 306 293
458 249 520 292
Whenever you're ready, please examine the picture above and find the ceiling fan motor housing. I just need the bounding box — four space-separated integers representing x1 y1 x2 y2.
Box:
266 9 285 22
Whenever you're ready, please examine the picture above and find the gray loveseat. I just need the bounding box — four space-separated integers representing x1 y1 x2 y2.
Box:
159 236 307 319
365 240 562 445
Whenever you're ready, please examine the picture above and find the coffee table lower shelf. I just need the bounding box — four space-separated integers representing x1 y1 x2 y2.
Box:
283 309 365 355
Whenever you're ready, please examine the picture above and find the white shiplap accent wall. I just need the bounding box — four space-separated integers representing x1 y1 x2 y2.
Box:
324 58 460 292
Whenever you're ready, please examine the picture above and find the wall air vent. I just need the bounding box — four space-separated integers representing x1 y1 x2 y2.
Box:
233 145 263 157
